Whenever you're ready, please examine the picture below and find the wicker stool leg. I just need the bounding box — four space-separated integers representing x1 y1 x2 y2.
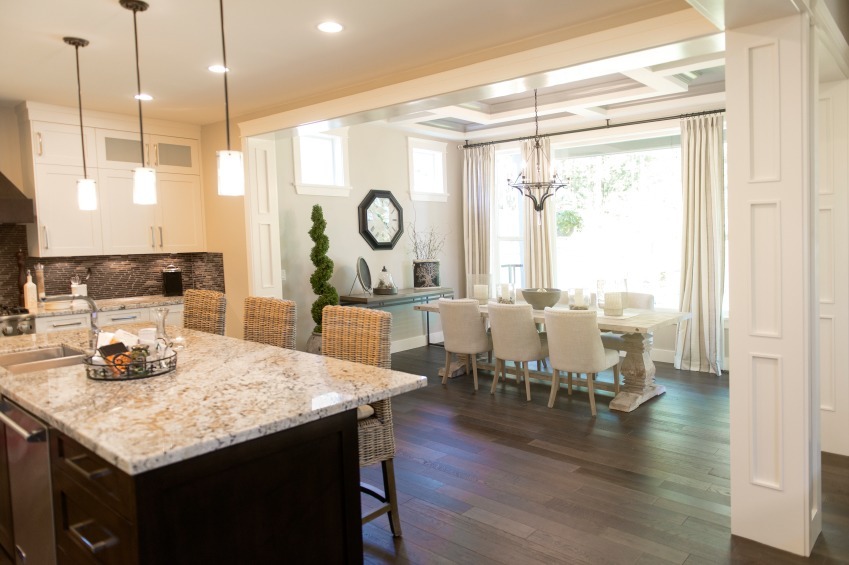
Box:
382 459 403 537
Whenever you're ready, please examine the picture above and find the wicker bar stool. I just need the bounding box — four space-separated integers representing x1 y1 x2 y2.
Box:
183 289 226 336
321 305 402 537
243 296 297 349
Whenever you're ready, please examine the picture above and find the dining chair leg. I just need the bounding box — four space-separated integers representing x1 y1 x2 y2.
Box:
548 369 559 408
491 358 501 394
382 459 403 537
523 362 532 401
471 354 479 391
442 350 452 385
587 372 597 416
567 372 573 395
613 363 621 394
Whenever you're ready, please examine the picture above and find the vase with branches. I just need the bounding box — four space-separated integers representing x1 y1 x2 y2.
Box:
408 222 446 288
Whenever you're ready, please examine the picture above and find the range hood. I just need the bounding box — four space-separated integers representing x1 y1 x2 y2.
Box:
0 171 34 224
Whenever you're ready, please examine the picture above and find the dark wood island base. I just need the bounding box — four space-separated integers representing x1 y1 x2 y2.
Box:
51 409 362 564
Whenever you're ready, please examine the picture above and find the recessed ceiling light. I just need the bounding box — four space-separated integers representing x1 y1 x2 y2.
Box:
208 64 229 73
134 93 153 101
317 21 343 33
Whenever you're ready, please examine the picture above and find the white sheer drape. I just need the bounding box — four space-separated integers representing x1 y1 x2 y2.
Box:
463 145 493 297
521 138 556 288
675 113 725 375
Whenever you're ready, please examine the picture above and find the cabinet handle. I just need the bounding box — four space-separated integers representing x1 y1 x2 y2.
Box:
36 132 43 156
52 321 83 328
43 226 49 249
65 454 112 480
159 226 164 248
150 226 156 248
154 143 159 166
108 315 137 321
69 520 119 554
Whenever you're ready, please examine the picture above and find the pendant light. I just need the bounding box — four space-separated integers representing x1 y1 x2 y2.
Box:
121 0 157 205
215 0 244 196
64 37 97 211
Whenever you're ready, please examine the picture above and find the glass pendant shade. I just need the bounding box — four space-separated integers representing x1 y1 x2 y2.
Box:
217 149 244 196
133 167 157 205
76 178 98 211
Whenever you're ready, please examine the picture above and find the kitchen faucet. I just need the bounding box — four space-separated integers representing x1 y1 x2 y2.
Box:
41 295 99 348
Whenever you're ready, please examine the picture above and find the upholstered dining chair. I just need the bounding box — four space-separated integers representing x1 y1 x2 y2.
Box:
183 289 226 335
487 302 549 401
601 292 655 352
437 298 492 391
242 296 297 349
544 308 621 416
321 305 402 537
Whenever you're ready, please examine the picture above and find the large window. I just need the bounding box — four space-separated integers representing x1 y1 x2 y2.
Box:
292 128 351 196
493 146 524 287
551 136 682 308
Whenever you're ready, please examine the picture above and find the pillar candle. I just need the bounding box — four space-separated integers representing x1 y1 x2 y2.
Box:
605 292 622 310
500 284 509 300
473 284 488 300
574 288 584 306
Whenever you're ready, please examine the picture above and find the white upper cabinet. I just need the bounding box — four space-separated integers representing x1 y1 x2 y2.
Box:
30 121 98 168
96 129 199 175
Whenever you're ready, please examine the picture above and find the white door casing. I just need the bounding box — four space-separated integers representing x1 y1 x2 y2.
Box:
244 137 282 298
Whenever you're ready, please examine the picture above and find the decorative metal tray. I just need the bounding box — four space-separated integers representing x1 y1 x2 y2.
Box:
83 350 177 381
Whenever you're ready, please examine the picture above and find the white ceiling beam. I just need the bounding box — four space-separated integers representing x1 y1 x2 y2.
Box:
621 68 689 93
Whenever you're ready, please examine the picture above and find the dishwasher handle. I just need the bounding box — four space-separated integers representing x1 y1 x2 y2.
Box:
0 402 47 443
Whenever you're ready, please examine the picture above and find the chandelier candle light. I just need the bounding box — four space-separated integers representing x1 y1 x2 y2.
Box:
121 0 157 205
215 0 244 196
64 37 97 211
508 89 569 214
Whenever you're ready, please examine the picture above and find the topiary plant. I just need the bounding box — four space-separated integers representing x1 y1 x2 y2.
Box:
309 204 338 334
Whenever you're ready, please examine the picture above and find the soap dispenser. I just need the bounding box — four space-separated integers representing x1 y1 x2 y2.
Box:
24 269 38 312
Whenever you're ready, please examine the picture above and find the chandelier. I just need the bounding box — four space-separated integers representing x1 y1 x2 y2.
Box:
508 89 568 212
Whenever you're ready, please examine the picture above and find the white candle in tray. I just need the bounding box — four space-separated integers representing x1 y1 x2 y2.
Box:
474 284 488 300
500 284 509 300
574 288 584 306
605 292 622 310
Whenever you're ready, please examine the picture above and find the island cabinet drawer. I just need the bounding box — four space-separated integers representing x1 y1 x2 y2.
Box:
54 470 137 565
99 308 149 325
51 433 136 520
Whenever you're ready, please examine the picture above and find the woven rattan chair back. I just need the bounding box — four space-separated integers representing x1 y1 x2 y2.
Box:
243 296 297 349
183 289 226 336
321 305 403 536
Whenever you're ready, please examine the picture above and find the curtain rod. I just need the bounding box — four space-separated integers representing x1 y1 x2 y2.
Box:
461 108 725 149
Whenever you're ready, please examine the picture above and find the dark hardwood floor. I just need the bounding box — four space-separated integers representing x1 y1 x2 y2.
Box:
359 345 849 564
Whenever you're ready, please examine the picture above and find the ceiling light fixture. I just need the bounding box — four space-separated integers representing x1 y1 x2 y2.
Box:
507 89 568 213
215 0 244 196
121 0 157 205
64 36 98 212
134 93 153 101
208 64 228 73
317 21 343 33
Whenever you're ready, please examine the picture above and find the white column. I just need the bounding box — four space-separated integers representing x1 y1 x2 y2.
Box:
726 13 821 555
818 79 849 456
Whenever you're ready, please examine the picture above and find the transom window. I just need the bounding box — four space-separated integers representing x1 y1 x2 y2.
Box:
293 128 351 196
408 137 448 202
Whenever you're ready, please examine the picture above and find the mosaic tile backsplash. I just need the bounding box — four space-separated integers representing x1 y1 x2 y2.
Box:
0 224 224 307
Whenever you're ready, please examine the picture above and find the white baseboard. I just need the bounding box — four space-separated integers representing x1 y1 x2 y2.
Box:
651 348 675 364
391 331 444 353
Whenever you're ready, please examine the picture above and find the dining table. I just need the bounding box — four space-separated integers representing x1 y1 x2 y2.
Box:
414 302 691 412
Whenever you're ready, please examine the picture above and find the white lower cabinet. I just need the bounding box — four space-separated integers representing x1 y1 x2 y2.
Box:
98 309 149 326
35 314 91 334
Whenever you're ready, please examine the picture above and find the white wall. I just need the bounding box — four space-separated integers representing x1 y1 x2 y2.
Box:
274 123 464 350
0 107 23 186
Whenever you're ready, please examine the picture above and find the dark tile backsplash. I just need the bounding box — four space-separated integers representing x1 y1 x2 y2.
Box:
0 224 224 307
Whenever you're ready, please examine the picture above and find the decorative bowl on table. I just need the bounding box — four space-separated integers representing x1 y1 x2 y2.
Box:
521 288 561 310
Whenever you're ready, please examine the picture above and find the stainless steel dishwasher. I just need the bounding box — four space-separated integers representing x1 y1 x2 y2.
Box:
0 398 56 565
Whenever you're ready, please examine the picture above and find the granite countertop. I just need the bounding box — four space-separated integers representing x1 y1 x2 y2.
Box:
36 295 184 318
0 325 426 475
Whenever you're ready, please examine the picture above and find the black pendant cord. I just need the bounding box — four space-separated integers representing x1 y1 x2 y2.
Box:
219 0 231 151
463 108 726 149
65 37 88 179
131 7 146 167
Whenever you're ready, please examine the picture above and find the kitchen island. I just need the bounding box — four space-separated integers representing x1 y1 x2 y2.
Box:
0 325 426 564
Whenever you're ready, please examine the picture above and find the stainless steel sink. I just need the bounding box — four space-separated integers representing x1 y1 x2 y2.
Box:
0 345 85 374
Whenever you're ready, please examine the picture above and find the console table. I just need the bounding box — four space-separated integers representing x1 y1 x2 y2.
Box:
339 287 453 345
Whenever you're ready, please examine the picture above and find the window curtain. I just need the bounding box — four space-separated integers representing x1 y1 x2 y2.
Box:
675 113 725 375
522 138 556 288
462 145 493 297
